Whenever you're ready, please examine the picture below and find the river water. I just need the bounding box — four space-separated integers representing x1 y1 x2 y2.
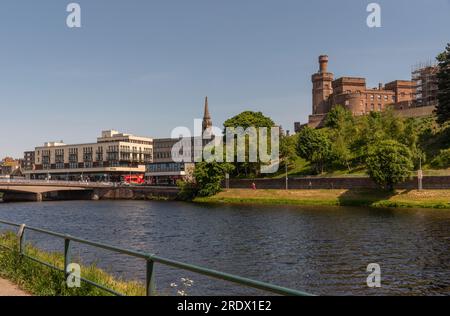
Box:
0 200 449 296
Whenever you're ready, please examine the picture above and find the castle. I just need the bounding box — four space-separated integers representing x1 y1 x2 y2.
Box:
296 55 437 130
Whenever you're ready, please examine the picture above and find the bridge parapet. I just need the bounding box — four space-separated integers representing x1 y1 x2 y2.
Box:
0 179 115 189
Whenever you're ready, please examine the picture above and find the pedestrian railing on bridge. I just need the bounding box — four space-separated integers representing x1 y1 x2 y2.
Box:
0 179 114 187
0 219 313 296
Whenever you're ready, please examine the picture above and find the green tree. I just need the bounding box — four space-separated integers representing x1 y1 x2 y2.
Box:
366 140 413 191
431 148 450 169
223 111 275 129
280 133 298 171
296 127 331 174
352 110 406 164
223 111 276 177
436 43 450 124
325 105 354 129
325 106 356 170
193 161 235 197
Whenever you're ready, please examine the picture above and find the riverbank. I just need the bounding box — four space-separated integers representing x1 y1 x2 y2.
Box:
194 189 450 209
0 232 145 296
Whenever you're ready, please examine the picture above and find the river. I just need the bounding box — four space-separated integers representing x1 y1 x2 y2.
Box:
0 200 449 296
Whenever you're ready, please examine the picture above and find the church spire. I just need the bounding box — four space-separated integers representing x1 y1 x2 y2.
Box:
202 96 212 133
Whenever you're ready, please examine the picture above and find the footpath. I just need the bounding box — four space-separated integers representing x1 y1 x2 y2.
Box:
0 277 29 296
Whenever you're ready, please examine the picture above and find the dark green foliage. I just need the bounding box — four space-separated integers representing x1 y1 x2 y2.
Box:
431 149 450 169
280 133 298 169
366 140 414 191
223 111 275 129
194 162 235 197
176 180 198 201
223 111 275 177
436 43 450 124
296 127 331 174
178 162 235 199
324 105 354 129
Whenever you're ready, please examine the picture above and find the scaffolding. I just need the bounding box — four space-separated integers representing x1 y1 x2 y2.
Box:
412 61 439 107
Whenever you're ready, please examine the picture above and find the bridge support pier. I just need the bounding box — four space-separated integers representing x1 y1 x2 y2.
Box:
1 191 43 202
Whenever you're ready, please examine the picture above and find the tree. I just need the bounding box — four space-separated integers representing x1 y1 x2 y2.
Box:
193 161 234 197
296 127 331 174
366 140 413 191
436 43 450 124
223 111 276 177
325 106 356 170
324 105 354 130
431 148 450 169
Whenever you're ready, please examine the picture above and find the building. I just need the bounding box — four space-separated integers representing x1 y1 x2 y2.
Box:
23 130 153 182
297 55 435 130
21 151 35 171
145 97 212 186
145 137 196 185
0 157 20 176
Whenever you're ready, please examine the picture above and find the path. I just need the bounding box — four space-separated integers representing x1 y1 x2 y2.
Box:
0 277 29 296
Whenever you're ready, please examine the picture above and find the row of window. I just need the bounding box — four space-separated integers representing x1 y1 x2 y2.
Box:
146 163 186 173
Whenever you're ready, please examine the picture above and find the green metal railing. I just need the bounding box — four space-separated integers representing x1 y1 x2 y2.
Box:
0 219 313 296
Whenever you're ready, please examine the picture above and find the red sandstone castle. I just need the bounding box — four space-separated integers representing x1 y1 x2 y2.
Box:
296 55 438 130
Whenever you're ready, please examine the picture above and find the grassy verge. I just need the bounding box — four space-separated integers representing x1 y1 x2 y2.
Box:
194 189 450 209
0 232 145 296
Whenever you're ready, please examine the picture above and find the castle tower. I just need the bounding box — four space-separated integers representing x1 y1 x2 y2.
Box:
312 55 334 115
202 96 212 133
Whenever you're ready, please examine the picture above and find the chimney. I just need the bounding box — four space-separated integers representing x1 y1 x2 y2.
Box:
319 55 329 73
379 83 383 90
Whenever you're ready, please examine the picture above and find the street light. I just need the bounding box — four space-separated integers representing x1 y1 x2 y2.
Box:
418 157 423 191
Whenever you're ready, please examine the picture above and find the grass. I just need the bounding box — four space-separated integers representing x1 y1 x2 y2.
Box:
0 232 146 296
194 189 450 209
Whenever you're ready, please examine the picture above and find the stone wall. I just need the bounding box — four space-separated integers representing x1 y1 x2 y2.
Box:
94 186 180 200
395 105 435 118
228 176 450 190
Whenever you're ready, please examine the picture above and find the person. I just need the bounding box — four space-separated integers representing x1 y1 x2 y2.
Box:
251 182 256 190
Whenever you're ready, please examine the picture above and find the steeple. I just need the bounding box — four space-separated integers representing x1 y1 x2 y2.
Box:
202 96 212 133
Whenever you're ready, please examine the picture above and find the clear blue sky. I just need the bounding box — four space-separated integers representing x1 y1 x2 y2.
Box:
0 0 449 157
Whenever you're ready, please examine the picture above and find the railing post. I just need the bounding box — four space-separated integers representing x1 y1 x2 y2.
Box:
146 259 155 296
64 238 71 284
17 224 26 255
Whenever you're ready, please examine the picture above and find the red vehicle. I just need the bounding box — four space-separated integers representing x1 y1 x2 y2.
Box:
123 174 145 185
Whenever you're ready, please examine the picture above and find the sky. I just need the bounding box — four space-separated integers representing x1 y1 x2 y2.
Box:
0 0 449 157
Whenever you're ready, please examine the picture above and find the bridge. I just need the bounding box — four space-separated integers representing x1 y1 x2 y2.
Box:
0 180 112 202
0 180 179 202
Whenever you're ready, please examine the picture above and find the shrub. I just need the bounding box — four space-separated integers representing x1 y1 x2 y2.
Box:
431 148 450 169
366 140 414 191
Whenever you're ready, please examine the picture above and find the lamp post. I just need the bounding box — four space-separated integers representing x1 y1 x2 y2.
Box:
285 159 288 190
418 157 423 191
